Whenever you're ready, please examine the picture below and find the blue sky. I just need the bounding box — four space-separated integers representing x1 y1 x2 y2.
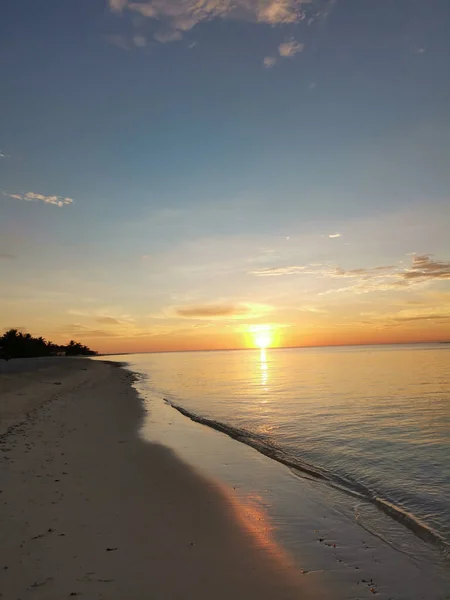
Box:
1 0 450 351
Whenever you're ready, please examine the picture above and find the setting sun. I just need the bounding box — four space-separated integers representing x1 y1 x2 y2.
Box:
247 325 276 349
254 332 272 349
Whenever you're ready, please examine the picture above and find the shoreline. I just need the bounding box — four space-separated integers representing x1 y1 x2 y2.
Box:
127 355 450 600
0 358 318 599
165 398 449 555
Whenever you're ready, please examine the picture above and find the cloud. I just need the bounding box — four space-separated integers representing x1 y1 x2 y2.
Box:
402 255 450 281
252 255 450 294
263 56 277 68
252 265 309 276
63 324 119 338
0 253 16 260
176 303 250 318
110 0 312 44
252 263 398 279
328 232 342 238
392 314 450 323
96 316 122 325
0 151 10 158
278 40 304 57
3 191 74 207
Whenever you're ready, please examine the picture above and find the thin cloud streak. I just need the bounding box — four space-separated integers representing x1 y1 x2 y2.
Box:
96 316 122 325
176 303 249 318
3 191 74 207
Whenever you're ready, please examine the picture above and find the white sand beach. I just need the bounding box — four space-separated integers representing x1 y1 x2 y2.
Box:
0 358 319 599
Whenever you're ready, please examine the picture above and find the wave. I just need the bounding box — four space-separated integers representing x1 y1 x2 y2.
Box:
165 398 449 557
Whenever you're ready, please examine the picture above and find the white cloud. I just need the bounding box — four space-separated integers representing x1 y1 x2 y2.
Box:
0 151 9 158
3 191 74 207
278 40 304 57
263 56 277 68
328 232 342 238
110 0 311 44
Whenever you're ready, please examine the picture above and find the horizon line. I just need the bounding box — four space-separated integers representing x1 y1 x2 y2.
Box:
98 340 450 357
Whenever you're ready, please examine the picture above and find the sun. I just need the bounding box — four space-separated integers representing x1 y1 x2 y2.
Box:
254 332 272 349
246 325 275 349
244 324 279 349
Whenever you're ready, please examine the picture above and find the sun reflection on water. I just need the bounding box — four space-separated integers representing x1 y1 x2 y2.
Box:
260 348 269 388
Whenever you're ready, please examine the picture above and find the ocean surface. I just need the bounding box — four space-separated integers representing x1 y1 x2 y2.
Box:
103 344 450 595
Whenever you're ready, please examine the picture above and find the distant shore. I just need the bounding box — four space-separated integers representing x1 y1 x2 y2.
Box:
0 358 316 599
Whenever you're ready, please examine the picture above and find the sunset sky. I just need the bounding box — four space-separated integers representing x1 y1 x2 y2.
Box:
1 0 450 353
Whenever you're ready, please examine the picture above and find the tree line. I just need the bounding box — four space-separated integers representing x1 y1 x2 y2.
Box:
0 329 98 360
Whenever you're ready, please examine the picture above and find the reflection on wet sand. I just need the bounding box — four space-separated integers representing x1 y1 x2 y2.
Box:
230 490 295 566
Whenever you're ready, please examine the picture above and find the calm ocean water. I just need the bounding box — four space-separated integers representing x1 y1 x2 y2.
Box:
117 344 450 555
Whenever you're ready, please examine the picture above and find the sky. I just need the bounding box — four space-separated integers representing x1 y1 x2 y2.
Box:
1 0 450 353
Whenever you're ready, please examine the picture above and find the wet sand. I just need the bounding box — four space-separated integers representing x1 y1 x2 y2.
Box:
0 359 318 599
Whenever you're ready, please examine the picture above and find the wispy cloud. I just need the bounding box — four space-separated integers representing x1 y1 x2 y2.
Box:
176 303 250 318
392 313 450 323
174 301 272 319
96 316 122 325
63 324 119 338
328 232 342 238
3 191 74 207
110 0 313 45
251 255 450 293
263 56 277 68
0 151 10 158
278 40 304 57
403 255 450 281
252 265 310 276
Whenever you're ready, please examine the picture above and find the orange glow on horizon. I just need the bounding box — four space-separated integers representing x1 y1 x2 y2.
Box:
41 316 450 355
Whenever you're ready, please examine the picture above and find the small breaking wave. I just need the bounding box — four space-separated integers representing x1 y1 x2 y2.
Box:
165 398 449 557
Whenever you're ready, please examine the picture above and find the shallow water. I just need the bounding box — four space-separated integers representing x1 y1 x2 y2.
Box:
122 345 450 548
100 344 450 597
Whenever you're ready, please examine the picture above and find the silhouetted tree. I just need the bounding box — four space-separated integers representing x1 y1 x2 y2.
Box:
0 329 98 359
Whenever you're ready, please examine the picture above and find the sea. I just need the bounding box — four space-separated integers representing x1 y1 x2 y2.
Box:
103 344 450 598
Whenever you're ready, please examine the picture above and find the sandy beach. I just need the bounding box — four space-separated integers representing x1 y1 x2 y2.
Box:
0 358 318 600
